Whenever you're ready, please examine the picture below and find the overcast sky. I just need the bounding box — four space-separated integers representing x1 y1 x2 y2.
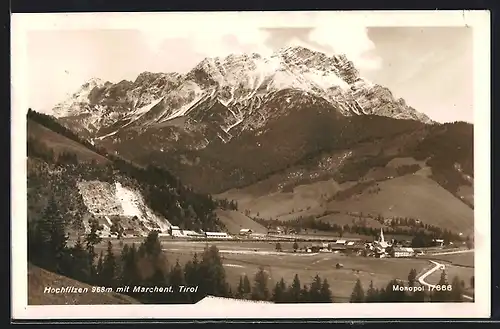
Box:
22 14 473 123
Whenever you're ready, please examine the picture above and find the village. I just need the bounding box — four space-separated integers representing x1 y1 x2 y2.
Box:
133 224 453 259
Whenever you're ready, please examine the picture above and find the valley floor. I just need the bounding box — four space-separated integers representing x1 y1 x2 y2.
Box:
94 239 474 303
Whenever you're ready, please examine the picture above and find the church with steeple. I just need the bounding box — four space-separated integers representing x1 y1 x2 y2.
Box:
371 228 392 257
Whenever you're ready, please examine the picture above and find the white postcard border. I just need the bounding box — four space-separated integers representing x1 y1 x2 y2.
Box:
11 10 491 319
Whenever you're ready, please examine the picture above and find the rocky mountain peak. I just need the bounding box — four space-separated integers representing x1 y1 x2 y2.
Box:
52 45 433 141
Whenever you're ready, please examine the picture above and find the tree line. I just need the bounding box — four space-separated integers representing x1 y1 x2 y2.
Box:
215 198 238 211
253 214 466 247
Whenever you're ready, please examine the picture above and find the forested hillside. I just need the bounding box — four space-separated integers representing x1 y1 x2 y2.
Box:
27 109 235 233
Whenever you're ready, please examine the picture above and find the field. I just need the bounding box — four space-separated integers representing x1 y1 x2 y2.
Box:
217 178 341 221
97 239 437 302
326 174 474 236
424 250 474 268
424 263 474 286
317 213 384 229
215 209 268 234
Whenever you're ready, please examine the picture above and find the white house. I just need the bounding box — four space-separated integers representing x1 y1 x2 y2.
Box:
391 247 415 258
239 229 253 236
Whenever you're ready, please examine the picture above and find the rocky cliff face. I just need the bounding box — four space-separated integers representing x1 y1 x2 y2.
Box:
76 180 171 236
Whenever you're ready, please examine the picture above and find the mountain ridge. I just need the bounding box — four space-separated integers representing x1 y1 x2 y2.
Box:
31 46 473 237
50 46 433 146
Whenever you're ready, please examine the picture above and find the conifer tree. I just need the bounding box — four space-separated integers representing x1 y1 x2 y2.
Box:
431 270 452 302
288 274 302 302
184 253 203 302
121 243 140 288
309 274 322 302
102 241 117 287
85 216 103 279
70 237 91 283
251 267 270 301
383 279 407 302
408 268 417 287
319 278 333 302
449 276 465 302
300 284 310 302
227 286 234 298
118 244 130 286
350 279 365 303
365 280 377 302
236 276 245 298
242 274 252 297
95 251 104 284
46 198 70 274
30 196 69 273
170 260 187 303
199 245 229 297
140 231 162 260
272 278 287 303
184 253 199 285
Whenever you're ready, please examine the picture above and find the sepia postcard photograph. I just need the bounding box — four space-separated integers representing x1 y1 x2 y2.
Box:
11 10 491 320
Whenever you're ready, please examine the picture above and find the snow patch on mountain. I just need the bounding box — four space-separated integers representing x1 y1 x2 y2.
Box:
302 68 350 91
96 129 119 140
135 96 164 116
161 92 205 122
121 96 165 128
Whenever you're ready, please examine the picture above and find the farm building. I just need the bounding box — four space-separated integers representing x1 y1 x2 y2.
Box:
239 228 253 236
390 247 415 258
205 232 230 239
